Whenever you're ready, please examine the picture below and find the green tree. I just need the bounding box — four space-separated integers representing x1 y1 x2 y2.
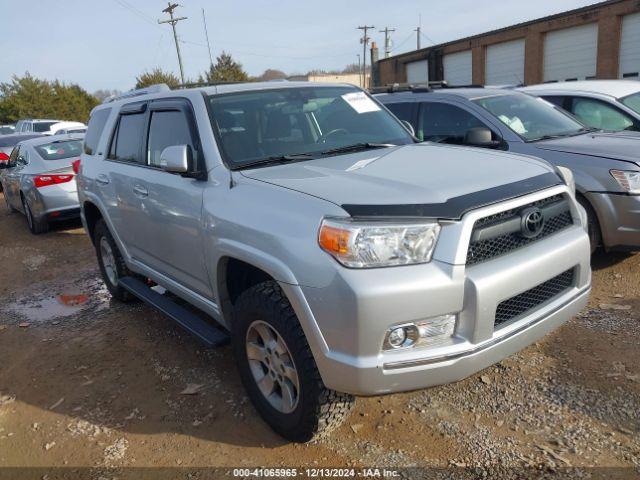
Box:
135 68 181 89
0 73 99 124
204 52 249 83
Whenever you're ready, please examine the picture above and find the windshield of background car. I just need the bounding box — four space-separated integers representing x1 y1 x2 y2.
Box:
473 94 585 141
35 140 83 160
621 92 640 115
207 86 413 167
33 121 58 132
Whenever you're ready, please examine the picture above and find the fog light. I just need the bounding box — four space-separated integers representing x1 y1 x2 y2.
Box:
383 314 457 351
388 327 407 348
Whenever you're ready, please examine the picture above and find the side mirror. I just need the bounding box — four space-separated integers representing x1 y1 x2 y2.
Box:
401 120 416 137
464 127 501 148
160 145 191 174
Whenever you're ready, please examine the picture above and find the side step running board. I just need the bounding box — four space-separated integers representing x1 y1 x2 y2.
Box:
118 276 229 347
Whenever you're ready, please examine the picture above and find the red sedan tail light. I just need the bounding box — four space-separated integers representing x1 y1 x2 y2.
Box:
0 152 9 163
34 174 74 188
72 159 81 174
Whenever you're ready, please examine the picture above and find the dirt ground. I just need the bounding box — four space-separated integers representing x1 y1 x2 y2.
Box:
0 191 638 479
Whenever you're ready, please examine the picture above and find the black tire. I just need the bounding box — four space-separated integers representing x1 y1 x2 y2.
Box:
22 196 48 234
232 281 354 442
94 219 137 302
577 196 601 254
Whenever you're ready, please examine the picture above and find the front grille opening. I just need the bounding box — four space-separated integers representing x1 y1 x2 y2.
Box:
467 195 573 266
495 269 575 328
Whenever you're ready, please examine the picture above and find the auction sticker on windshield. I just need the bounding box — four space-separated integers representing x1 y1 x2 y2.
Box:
342 92 381 113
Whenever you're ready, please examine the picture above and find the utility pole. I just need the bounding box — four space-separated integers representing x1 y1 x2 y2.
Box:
357 25 374 89
356 54 362 88
379 27 395 59
158 2 187 84
202 8 214 70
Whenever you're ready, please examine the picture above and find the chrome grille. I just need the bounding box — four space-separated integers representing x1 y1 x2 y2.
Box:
495 269 575 327
467 195 573 265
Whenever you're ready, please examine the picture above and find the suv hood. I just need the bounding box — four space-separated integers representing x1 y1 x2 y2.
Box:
533 131 640 166
240 143 558 217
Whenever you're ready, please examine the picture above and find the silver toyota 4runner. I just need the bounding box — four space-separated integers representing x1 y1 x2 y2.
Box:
78 82 592 442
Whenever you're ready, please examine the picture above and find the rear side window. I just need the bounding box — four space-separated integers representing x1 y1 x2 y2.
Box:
108 113 145 164
147 110 193 167
35 140 83 160
84 108 111 155
569 97 637 131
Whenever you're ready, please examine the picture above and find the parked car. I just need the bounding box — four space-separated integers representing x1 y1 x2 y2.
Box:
78 82 591 442
0 125 15 135
0 134 83 234
15 119 69 134
519 80 640 132
375 86 640 252
0 133 43 191
48 121 87 135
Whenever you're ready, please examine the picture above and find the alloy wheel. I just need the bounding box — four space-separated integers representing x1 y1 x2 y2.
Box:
100 237 118 287
245 320 300 414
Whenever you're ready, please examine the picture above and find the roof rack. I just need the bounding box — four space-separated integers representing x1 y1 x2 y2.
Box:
369 81 485 94
103 84 171 104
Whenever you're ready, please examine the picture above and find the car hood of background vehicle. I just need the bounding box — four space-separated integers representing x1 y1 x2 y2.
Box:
533 131 640 166
240 143 556 216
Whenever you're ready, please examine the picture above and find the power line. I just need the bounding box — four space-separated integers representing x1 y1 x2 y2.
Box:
180 39 353 60
202 9 214 69
158 2 187 84
112 0 160 28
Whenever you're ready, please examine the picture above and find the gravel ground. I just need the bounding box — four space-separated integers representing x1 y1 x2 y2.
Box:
0 192 638 479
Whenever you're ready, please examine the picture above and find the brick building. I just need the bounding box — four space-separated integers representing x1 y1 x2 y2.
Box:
375 0 640 86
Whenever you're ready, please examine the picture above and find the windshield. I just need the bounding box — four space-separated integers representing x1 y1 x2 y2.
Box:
207 86 413 168
35 140 83 160
473 94 586 141
621 92 640 115
33 121 58 133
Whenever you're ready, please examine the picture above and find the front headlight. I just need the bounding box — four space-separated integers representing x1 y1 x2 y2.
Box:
611 169 640 194
318 218 440 268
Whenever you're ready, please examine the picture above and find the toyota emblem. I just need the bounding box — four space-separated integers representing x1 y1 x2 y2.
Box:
520 207 545 238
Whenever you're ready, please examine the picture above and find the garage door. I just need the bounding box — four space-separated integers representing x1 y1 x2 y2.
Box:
486 39 525 86
406 60 429 84
620 12 640 79
543 24 598 82
444 50 472 85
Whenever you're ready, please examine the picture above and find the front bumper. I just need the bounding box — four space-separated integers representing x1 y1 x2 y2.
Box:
586 192 640 250
282 188 592 396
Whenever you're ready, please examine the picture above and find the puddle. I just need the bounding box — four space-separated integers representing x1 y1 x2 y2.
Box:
2 277 112 323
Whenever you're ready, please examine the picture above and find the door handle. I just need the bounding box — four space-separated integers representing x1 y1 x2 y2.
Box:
96 174 110 185
133 184 148 197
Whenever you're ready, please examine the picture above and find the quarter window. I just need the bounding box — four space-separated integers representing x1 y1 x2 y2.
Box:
569 97 636 131
386 102 416 125
419 102 488 143
147 110 193 168
109 112 146 164
84 108 111 155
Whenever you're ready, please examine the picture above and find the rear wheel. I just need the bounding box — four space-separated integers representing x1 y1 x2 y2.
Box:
22 196 48 234
232 281 354 442
94 219 136 302
577 196 601 254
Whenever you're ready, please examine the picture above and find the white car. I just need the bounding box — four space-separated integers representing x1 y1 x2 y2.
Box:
48 121 87 135
15 119 87 135
520 80 640 132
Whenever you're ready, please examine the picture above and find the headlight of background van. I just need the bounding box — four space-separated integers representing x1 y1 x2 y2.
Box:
318 218 441 268
611 169 640 195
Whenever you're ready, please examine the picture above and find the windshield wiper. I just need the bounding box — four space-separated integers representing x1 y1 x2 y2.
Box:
529 127 597 142
236 153 315 170
320 143 395 156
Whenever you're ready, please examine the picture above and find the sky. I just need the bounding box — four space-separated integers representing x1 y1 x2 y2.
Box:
2 0 602 93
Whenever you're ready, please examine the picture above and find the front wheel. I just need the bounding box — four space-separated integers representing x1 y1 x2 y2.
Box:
232 281 354 442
